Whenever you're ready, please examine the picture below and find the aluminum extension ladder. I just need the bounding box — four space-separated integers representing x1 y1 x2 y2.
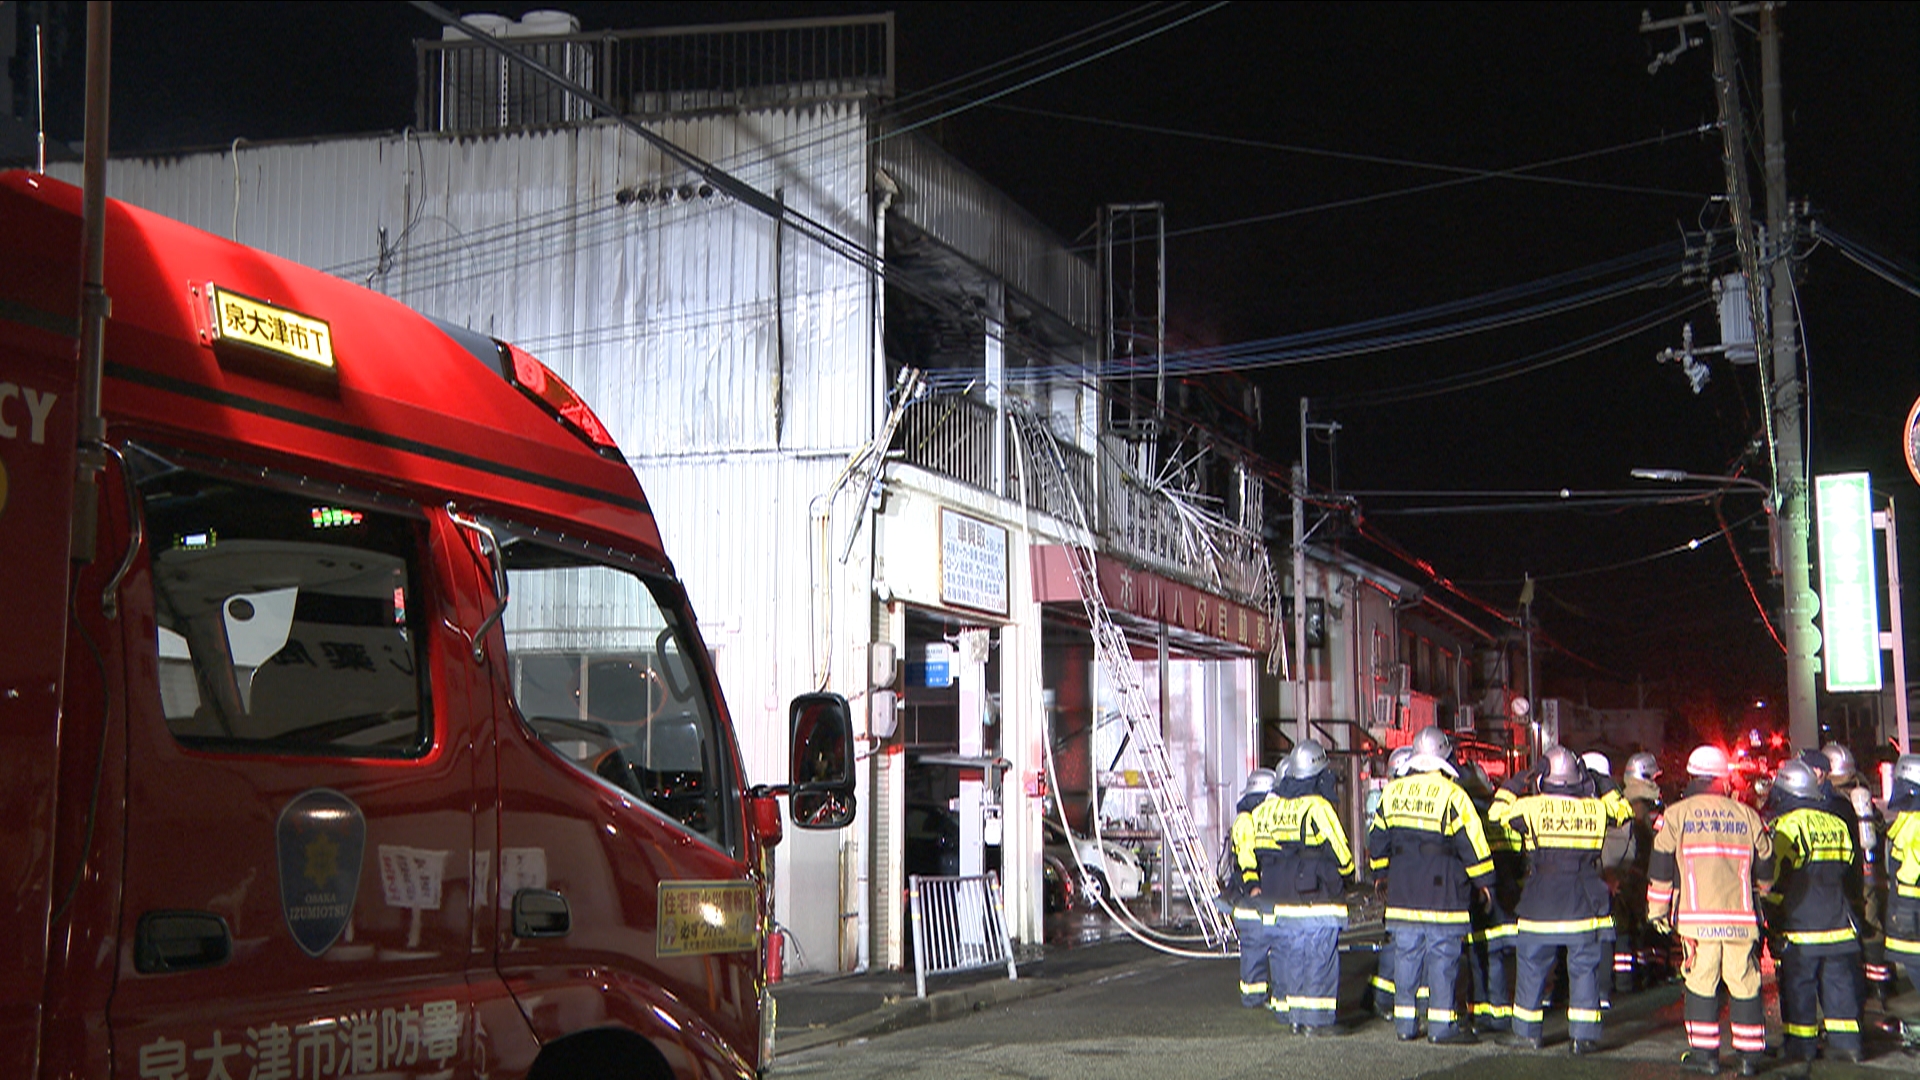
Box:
1011 410 1233 946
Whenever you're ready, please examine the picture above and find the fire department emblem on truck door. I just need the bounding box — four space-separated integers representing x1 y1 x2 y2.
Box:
276 788 366 957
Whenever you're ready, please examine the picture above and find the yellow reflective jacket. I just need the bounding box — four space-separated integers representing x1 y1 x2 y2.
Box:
1367 769 1493 925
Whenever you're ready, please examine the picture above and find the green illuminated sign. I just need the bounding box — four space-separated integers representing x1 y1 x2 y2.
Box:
1814 472 1881 693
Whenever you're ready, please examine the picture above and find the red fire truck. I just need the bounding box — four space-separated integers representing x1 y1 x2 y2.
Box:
0 169 852 1079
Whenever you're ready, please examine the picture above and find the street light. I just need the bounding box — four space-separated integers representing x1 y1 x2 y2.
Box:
1629 467 1773 498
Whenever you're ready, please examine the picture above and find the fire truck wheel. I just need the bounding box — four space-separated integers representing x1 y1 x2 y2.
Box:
527 1029 674 1079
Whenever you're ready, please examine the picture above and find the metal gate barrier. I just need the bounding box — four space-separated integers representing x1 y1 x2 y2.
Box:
907 873 1018 998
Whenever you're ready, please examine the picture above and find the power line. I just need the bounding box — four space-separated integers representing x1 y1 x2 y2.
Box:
1128 237 1709 372
1318 293 1712 408
1156 129 1721 246
1456 508 1769 585
670 4 1212 181
994 103 1716 205
1357 492 1742 517
880 3 1233 145
1808 221 1920 299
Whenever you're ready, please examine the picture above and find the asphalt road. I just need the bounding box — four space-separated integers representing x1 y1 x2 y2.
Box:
769 946 1916 1080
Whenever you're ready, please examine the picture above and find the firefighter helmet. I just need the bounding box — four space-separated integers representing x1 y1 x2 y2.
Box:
1895 754 1920 787
1411 726 1453 760
1241 768 1278 801
1625 752 1661 782
1686 744 1731 779
1458 761 1493 798
1821 742 1857 783
1544 746 1584 788
1773 759 1821 801
1388 746 1416 777
1581 751 1612 778
1287 739 1330 781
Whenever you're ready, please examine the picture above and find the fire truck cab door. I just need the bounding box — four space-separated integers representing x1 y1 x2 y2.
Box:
108 460 484 1079
485 527 763 1075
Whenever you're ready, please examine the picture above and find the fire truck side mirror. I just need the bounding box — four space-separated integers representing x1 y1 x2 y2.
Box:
788 693 856 830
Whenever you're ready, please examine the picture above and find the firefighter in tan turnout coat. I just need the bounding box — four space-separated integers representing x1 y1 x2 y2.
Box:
1647 745 1775 1077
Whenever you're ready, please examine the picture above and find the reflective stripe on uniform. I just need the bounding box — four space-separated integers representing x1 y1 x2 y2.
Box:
1466 923 1518 944
1517 915 1612 935
1783 926 1858 946
1387 906 1471 924
1272 903 1348 920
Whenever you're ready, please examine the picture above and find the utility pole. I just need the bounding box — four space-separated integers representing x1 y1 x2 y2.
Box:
1650 3 1818 748
1293 427 1309 746
1755 4 1819 752
1292 400 1341 746
1880 497 1910 753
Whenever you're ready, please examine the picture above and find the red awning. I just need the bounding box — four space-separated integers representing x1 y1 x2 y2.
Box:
1030 546 1271 660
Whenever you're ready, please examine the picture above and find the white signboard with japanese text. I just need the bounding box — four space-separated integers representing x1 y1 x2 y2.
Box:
940 509 1008 616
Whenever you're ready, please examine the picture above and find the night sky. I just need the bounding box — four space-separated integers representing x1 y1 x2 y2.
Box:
17 2 1919 712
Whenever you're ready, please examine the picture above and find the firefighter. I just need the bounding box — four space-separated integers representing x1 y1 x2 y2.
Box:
1620 751 1669 987
1886 753 1920 1050
1584 750 1628 1010
1368 726 1494 1044
1369 746 1420 1020
1826 743 1893 1006
1493 746 1631 1055
1648 745 1775 1077
1460 760 1521 1035
1229 767 1280 1011
1252 740 1355 1034
1766 758 1865 1064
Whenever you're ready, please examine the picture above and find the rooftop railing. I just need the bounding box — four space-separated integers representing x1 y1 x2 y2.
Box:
416 13 895 133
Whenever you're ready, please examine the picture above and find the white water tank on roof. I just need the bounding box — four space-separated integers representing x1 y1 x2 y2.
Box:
441 12 510 40
509 10 582 37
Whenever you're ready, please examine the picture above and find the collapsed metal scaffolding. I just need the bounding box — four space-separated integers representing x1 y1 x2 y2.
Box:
1011 409 1233 949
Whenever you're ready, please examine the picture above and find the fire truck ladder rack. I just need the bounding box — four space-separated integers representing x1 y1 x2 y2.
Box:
1011 409 1233 948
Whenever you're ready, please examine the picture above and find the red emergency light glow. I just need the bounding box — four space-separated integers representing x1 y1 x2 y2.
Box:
506 348 621 457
